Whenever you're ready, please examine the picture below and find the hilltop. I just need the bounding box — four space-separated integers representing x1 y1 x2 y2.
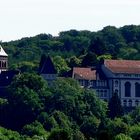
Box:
2 25 140 74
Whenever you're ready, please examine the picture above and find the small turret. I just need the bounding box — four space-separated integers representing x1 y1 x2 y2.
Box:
39 55 57 86
0 45 8 73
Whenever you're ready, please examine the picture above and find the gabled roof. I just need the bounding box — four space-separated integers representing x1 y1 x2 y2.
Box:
39 56 57 74
0 45 8 57
73 67 96 80
104 60 140 74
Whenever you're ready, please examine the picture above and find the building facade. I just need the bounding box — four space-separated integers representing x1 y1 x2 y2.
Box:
72 60 140 107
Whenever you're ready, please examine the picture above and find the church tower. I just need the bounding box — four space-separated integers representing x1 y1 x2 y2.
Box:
0 45 8 73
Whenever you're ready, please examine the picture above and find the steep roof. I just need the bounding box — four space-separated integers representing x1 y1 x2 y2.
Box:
104 60 140 74
39 56 57 74
73 67 96 80
0 45 8 57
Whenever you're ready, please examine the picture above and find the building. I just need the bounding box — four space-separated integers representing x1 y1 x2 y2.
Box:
0 45 19 97
72 59 140 107
39 55 57 86
0 46 8 73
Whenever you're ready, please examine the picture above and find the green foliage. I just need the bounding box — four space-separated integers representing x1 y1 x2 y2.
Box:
48 129 72 140
22 121 48 137
67 56 81 68
6 73 50 129
129 123 140 140
83 89 107 119
81 52 98 67
0 126 22 140
107 118 130 137
53 56 70 75
2 24 140 139
114 133 132 140
10 61 38 73
80 116 100 139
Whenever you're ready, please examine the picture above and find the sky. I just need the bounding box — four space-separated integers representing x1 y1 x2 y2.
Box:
0 0 140 42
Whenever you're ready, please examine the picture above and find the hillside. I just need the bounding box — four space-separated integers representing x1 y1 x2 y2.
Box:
2 25 140 74
1 25 140 139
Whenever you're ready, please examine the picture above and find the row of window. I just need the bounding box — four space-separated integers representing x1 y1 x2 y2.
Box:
115 74 140 78
78 80 107 87
123 100 139 107
125 82 140 97
96 90 108 98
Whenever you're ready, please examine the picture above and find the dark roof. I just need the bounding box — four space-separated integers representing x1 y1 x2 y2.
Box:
39 56 57 74
0 70 19 86
104 60 140 74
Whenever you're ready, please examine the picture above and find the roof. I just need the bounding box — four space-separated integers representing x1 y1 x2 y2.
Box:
104 60 140 74
73 67 96 80
39 56 57 74
0 45 8 57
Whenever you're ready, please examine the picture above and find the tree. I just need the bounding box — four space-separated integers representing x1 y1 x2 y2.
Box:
114 133 132 140
7 73 49 129
67 56 81 68
108 93 124 119
80 116 100 139
53 56 70 75
89 37 107 55
22 121 48 137
81 52 98 67
48 129 72 140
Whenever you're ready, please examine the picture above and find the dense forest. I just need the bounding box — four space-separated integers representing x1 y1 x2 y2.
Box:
1 25 140 140
2 25 140 75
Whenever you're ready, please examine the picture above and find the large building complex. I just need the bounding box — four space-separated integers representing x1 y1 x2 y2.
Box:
72 60 140 107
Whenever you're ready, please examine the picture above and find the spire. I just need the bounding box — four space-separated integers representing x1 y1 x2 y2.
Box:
39 55 57 74
0 45 8 57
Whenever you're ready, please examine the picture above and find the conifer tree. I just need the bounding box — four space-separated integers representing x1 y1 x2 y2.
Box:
108 92 124 119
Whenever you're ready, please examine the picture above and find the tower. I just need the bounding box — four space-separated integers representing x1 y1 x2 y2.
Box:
39 55 57 86
0 45 8 73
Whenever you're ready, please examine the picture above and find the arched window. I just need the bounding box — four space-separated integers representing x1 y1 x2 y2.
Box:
115 80 118 87
135 83 140 97
125 82 131 97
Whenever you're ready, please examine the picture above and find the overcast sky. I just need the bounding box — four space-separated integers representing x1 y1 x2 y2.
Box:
0 0 140 41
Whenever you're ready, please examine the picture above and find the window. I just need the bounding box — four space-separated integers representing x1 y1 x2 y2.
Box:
115 80 118 87
104 90 107 97
115 89 118 94
135 100 139 106
100 90 103 97
135 83 140 97
128 100 132 107
123 100 127 107
125 82 131 97
79 80 84 86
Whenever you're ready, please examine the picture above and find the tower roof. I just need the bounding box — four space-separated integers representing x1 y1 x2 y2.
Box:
0 45 8 57
39 55 57 74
